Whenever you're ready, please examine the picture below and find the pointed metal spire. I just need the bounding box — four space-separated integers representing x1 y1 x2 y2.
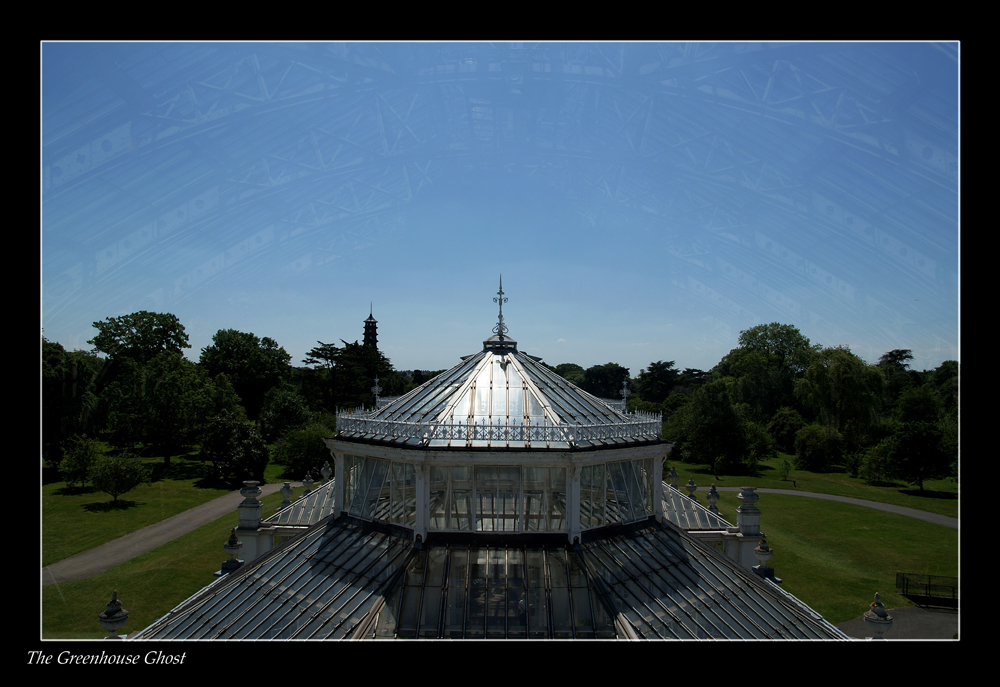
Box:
492 274 509 340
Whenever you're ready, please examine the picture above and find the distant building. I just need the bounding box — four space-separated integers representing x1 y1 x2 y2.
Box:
363 305 378 350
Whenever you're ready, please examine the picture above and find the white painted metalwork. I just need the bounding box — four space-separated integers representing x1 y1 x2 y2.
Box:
336 408 661 446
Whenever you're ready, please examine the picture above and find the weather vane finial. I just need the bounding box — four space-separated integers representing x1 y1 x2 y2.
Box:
492 274 508 340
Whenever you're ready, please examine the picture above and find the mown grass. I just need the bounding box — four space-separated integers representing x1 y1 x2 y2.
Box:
666 451 958 518
42 488 305 639
43 449 306 568
706 492 958 625
41 446 958 638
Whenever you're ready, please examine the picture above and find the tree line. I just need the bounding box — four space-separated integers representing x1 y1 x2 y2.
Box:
43 313 957 496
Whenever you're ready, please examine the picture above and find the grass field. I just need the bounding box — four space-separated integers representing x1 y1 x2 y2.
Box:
40 449 959 638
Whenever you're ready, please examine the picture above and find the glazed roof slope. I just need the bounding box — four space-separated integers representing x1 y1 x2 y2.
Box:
133 515 847 640
336 336 661 450
265 481 336 528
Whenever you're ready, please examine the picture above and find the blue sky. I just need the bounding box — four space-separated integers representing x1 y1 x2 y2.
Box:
41 42 959 377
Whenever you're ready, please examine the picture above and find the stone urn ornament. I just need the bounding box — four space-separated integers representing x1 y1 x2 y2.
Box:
98 590 128 639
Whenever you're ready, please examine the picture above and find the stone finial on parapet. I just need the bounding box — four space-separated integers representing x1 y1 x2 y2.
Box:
98 590 128 639
302 472 314 496
752 532 781 583
863 592 893 640
735 486 761 537
685 476 698 502
238 481 263 530
669 466 679 489
219 527 243 576
706 484 720 514
321 461 333 483
279 482 293 510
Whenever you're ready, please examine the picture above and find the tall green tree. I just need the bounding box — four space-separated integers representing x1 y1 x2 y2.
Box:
889 421 948 491
97 351 244 461
719 323 818 422
200 410 270 485
667 378 747 475
199 329 292 419
552 363 585 387
580 362 630 399
633 360 679 405
88 311 190 366
303 340 404 410
795 346 883 439
42 339 107 466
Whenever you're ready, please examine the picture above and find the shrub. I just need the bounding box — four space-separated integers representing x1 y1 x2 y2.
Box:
777 458 792 482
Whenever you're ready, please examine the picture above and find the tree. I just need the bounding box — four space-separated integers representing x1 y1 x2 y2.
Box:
60 434 102 488
767 406 806 454
667 379 746 475
43 339 107 466
793 423 843 471
91 452 152 504
552 363 586 387
199 329 292 419
859 439 893 486
259 386 312 442
200 411 270 485
273 419 337 480
633 360 679 405
736 323 818 376
719 323 818 421
88 311 190 366
896 385 941 424
878 349 917 410
303 340 404 411
795 346 883 438
97 352 244 462
580 363 630 399
889 421 948 491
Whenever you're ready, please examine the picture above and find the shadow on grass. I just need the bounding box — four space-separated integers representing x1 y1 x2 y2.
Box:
83 499 142 513
149 459 211 483
52 485 99 497
902 594 958 609
899 489 958 500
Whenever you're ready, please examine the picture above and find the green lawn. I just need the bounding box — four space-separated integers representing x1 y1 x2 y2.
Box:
706 492 957 625
42 489 298 639
42 450 307 568
666 451 958 518
40 449 958 638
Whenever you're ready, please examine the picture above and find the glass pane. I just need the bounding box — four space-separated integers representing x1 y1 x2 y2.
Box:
526 550 548 638
485 548 507 638
429 465 448 530
547 549 573 639
547 467 566 531
443 548 468 638
466 547 487 638
451 466 474 531
497 466 520 532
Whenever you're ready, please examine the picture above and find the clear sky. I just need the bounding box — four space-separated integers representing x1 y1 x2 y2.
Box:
41 42 959 377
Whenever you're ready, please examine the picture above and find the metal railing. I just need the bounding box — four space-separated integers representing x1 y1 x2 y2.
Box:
335 411 662 445
895 573 958 600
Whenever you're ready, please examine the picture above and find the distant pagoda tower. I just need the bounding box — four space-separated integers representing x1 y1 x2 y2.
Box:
363 305 378 350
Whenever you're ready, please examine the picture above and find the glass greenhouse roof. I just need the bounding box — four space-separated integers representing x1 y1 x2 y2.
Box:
336 337 661 450
133 515 847 640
